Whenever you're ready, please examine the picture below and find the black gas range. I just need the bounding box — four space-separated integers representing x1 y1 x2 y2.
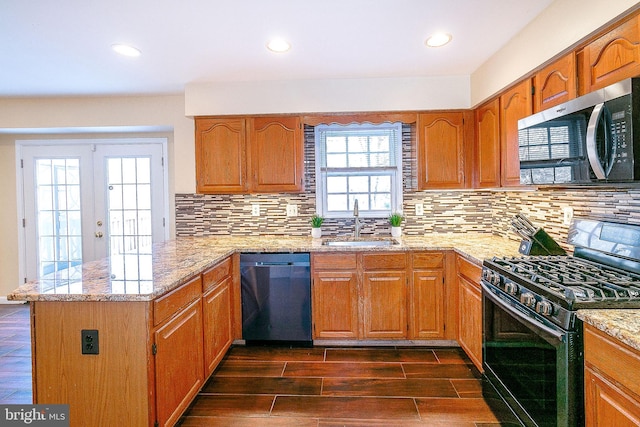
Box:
482 219 640 427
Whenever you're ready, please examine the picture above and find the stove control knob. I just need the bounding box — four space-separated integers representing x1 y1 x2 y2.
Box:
536 301 554 316
504 282 518 295
520 293 536 307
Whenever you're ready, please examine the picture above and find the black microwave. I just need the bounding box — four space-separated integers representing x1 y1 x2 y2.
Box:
517 77 640 185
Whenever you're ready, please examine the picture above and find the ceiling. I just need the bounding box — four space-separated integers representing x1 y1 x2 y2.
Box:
0 0 555 98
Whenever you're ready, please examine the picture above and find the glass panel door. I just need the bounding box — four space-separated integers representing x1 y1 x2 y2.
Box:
21 141 166 283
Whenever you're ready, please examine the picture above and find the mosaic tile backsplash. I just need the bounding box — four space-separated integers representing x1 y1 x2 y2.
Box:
175 124 640 247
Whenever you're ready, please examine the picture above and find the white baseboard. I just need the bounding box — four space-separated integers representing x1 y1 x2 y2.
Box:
0 296 26 304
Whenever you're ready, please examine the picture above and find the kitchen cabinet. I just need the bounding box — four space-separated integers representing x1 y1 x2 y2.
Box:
500 79 532 187
154 295 204 427
474 98 501 188
312 252 410 340
584 324 640 426
195 117 247 193
581 14 640 94
195 116 304 194
202 257 234 377
361 252 408 339
456 255 483 371
417 111 469 189
29 255 236 427
410 252 446 339
534 52 577 112
311 253 359 339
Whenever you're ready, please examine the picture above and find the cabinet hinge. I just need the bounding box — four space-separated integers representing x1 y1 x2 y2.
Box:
154 421 159 427
531 85 536 96
152 343 157 355
22 218 26 228
20 159 24 169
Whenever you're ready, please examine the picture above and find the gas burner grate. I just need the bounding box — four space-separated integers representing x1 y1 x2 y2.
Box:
491 256 640 303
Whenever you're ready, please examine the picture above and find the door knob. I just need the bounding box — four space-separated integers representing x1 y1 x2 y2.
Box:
95 231 104 238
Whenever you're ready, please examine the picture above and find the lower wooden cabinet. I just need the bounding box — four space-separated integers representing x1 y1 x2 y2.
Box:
362 255 408 339
584 323 640 426
30 256 236 427
456 255 483 371
154 297 204 427
410 252 445 339
312 251 452 341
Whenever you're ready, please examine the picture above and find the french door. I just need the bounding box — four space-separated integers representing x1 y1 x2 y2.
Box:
20 140 167 286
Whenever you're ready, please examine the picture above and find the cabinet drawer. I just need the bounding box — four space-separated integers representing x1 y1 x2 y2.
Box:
202 257 232 292
361 252 407 270
154 275 202 326
412 252 444 269
313 253 357 270
456 255 481 284
585 324 640 398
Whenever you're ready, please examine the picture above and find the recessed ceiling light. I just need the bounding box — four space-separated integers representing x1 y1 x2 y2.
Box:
425 32 452 48
266 38 291 53
112 43 142 57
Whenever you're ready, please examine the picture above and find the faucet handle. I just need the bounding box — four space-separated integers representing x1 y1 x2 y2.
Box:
353 199 359 216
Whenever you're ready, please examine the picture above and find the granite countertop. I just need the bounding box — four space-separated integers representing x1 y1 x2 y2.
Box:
577 309 640 352
7 232 521 302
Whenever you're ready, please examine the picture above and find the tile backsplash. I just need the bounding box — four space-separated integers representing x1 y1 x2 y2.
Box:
176 123 640 245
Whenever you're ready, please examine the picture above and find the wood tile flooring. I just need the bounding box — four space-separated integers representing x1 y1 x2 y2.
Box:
0 304 520 426
179 346 521 426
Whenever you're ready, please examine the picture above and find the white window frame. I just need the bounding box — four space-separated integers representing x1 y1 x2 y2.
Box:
314 122 403 219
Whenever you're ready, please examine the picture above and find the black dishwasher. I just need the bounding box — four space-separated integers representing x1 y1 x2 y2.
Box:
240 253 312 346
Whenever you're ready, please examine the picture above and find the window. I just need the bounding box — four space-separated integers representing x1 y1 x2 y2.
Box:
315 122 403 218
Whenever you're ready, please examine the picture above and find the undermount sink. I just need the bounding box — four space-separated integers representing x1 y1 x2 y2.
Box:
322 237 400 247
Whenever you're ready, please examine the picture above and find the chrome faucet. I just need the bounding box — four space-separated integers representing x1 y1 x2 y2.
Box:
353 199 363 238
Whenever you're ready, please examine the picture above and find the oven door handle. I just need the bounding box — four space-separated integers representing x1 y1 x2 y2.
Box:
482 282 565 343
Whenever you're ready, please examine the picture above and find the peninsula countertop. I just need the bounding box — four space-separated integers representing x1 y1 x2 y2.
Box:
8 232 521 302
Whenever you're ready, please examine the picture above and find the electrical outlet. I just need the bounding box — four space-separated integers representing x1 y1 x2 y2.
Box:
251 204 260 216
563 207 574 226
415 203 424 216
81 329 99 355
286 204 298 217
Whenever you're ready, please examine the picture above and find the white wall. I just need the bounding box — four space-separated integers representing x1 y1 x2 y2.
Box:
471 0 640 106
185 76 471 116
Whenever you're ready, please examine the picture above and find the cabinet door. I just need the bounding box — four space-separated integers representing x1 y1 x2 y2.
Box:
534 52 577 112
154 299 204 427
458 275 482 371
585 367 640 427
362 271 407 339
312 271 359 339
203 276 233 377
582 14 640 93
475 98 501 188
409 269 445 339
417 112 466 189
500 79 532 187
195 118 247 193
250 116 304 192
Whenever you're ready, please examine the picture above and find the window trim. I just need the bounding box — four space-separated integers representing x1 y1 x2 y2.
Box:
314 122 403 219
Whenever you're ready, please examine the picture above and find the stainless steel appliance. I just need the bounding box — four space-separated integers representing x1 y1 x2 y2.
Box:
518 78 640 185
240 252 312 346
482 219 640 427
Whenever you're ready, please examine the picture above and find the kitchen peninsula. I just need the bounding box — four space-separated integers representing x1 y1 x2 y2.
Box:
8 233 520 427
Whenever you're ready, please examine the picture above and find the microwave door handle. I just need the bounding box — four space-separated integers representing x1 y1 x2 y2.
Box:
586 102 607 179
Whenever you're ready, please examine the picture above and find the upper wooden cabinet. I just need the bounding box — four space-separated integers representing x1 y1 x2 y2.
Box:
500 79 532 187
534 52 577 112
417 111 469 189
195 118 247 193
249 116 304 192
195 116 304 194
582 14 640 94
474 98 501 188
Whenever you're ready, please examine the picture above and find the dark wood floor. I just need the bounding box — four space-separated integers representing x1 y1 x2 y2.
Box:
0 304 520 426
